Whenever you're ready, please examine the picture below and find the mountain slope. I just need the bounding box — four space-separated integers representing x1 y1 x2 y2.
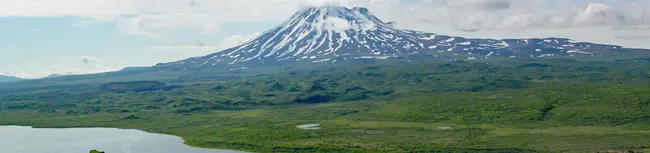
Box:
156 6 424 69
155 6 647 70
43 74 66 79
118 66 149 72
0 75 21 83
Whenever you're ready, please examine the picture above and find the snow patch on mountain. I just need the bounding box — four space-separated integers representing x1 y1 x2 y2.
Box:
317 17 352 32
154 5 638 70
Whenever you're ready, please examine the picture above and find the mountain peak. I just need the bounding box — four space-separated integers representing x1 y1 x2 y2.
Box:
155 6 640 70
155 6 429 69
302 5 368 12
303 5 347 10
290 5 387 32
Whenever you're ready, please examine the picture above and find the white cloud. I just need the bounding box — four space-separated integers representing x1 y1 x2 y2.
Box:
572 3 622 26
201 22 221 34
303 0 353 7
127 13 221 34
2 0 650 78
316 17 352 32
1 0 647 30
365 0 649 30
115 16 160 37
1 56 123 79
150 32 261 51
354 0 650 48
217 32 262 49
2 0 649 48
0 0 305 36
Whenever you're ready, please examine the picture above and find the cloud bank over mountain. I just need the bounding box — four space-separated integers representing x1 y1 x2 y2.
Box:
363 0 649 48
1 0 648 47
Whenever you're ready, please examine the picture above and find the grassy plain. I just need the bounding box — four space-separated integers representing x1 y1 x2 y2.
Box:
1 58 650 152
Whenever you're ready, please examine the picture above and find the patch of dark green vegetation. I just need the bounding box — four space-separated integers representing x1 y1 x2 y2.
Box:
90 150 105 153
1 58 650 153
100 81 180 93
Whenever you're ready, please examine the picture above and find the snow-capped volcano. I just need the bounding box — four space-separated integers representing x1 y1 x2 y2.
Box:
160 6 430 68
218 6 428 62
156 6 644 70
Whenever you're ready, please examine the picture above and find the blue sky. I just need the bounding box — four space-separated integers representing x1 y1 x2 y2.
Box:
0 0 649 78
0 15 278 78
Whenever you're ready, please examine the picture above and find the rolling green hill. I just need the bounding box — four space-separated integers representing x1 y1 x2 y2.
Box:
1 58 649 152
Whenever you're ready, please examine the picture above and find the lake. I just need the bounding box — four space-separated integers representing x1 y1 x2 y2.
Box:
0 126 245 153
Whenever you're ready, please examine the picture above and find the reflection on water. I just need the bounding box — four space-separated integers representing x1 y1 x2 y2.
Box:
0 126 245 153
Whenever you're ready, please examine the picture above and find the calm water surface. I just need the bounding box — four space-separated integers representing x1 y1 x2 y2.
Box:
0 126 245 153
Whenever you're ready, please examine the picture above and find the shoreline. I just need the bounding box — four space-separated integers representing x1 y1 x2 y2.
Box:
0 124 249 153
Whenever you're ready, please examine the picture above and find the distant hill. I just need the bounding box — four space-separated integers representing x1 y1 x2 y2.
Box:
0 75 21 83
119 66 149 72
43 74 66 79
